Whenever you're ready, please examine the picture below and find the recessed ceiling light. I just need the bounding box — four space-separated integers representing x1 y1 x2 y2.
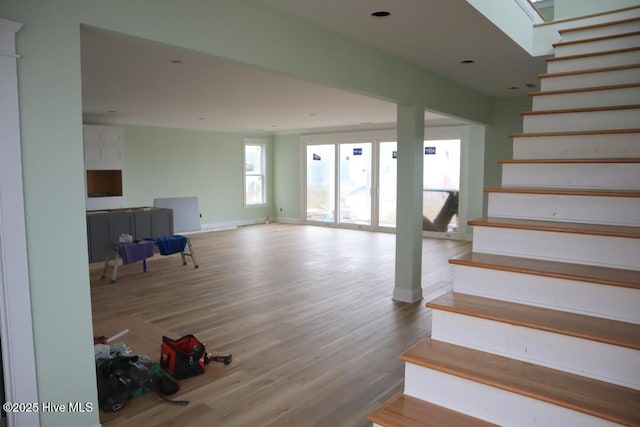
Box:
460 60 475 64
371 11 391 17
198 117 205 120
525 83 537 88
309 113 316 117
508 86 519 90
108 110 117 114
171 59 182 64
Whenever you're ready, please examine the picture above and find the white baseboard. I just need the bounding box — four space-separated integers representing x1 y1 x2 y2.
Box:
393 287 423 304
199 219 263 232
274 216 303 224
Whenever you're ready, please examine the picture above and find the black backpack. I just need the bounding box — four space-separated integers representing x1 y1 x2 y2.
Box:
96 355 187 412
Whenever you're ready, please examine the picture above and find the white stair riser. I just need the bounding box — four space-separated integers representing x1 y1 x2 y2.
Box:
554 34 640 57
522 109 640 132
501 163 640 190
472 226 640 270
431 310 640 390
403 364 621 427
531 87 640 110
547 50 640 73
554 8 640 41
540 67 640 91
513 133 640 159
453 265 640 324
559 20 640 43
487 193 640 226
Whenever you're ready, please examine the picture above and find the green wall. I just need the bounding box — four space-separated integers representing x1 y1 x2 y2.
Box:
483 96 532 214
467 124 487 226
273 134 302 221
1 3 98 427
122 125 273 227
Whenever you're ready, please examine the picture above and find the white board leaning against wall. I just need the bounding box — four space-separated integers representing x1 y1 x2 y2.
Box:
154 196 201 233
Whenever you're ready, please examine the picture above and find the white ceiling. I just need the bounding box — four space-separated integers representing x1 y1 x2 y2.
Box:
81 0 548 134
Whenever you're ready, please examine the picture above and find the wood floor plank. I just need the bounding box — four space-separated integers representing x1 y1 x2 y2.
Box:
450 251 640 289
90 224 471 427
427 292 640 349
367 392 497 427
401 339 640 426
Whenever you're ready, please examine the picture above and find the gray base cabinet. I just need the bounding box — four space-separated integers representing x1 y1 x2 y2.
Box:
134 210 174 242
86 208 173 263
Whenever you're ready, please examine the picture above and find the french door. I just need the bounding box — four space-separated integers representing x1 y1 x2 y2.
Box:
305 140 397 230
422 138 461 237
304 127 466 237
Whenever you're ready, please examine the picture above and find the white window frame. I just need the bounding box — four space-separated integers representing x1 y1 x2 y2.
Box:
243 138 268 207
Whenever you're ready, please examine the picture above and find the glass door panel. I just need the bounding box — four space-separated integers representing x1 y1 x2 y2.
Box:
306 144 335 222
339 143 372 225
422 139 461 234
378 141 397 228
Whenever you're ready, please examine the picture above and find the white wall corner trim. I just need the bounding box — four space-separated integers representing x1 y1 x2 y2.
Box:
0 17 40 427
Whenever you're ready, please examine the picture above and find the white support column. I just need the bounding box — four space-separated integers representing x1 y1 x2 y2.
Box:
393 104 424 303
0 18 40 427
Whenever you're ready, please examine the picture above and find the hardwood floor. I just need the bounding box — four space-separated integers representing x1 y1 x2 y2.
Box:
90 224 470 427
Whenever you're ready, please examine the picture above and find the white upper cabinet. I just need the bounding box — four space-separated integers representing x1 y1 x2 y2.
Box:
83 125 123 170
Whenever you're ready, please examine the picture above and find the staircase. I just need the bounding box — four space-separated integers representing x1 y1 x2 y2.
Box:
369 8 640 427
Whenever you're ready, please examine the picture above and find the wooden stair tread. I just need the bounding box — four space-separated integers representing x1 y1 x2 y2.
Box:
522 104 640 116
530 82 640 96
450 251 640 289
558 15 640 34
485 186 640 198
546 46 640 62
426 292 640 350
367 392 497 427
497 157 640 163
553 30 640 48
468 217 640 239
509 128 640 137
400 338 640 426
538 63 640 79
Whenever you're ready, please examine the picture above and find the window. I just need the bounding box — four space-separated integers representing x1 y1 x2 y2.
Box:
244 139 266 206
